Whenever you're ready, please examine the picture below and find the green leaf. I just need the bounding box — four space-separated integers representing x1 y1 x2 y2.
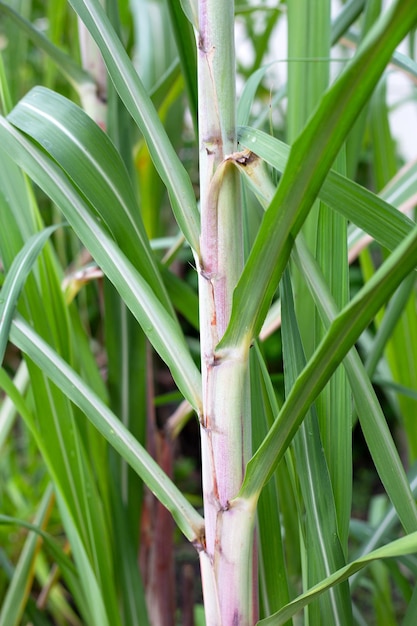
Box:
280 269 351 623
68 0 200 253
178 0 198 28
292 236 417 535
372 377 417 402
10 315 204 544
0 145 123 625
109 482 151 626
365 275 415 379
349 464 417 590
0 364 29 453
369 79 397 191
161 264 199 330
166 0 198 132
0 509 78 583
220 0 417 350
331 0 366 44
0 485 86 626
236 121 417 535
0 225 59 365
240 211 417 502
237 65 273 127
237 126 415 259
7 87 173 316
250 346 290 619
344 32 417 80
103 281 147 544
0 117 202 413
401 581 417 626
149 59 181 111
0 1 92 92
54 492 112 626
257 531 417 626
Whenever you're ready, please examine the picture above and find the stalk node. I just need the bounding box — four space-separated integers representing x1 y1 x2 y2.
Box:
192 528 207 553
206 351 222 367
198 411 217 431
197 33 205 52
199 266 217 282
197 32 215 57
198 412 208 429
203 136 222 156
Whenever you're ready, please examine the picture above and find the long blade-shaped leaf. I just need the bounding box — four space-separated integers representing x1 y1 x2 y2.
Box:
237 126 416 260
281 270 350 624
235 123 417 532
240 216 417 500
53 491 112 626
0 117 202 413
8 86 174 315
220 0 417 350
331 0 366 44
292 236 417 534
250 347 290 619
10 315 205 544
0 147 122 624
257 531 417 626
68 0 200 253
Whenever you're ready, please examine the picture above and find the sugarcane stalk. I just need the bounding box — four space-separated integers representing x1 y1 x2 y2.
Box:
196 1 256 624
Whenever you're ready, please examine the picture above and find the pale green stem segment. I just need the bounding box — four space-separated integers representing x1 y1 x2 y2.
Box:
196 1 255 624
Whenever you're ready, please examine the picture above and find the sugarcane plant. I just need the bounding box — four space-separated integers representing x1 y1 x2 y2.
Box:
1 0 417 624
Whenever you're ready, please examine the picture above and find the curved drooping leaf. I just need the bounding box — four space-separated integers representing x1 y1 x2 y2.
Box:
0 143 122 625
10 315 204 543
8 86 175 316
0 117 202 413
